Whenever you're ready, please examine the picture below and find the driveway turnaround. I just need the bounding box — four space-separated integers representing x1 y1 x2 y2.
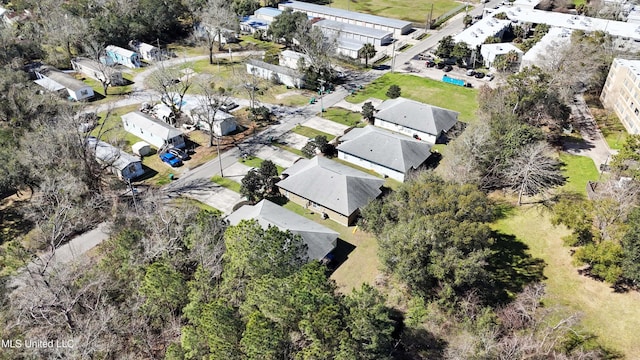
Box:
253 144 302 168
303 116 350 137
225 162 254 184
280 132 309 150
183 183 244 215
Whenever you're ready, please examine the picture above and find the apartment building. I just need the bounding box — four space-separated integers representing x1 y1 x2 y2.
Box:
601 58 640 134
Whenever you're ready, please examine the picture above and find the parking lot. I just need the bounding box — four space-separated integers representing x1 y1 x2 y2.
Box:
397 59 500 89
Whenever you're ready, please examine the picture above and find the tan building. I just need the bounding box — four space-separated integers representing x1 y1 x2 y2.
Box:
277 157 384 226
601 58 640 134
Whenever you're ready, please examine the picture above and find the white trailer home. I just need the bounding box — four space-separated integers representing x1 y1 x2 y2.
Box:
121 111 186 149
71 57 125 86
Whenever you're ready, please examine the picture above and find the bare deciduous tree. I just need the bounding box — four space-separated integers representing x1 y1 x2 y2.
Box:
148 61 194 120
193 78 234 147
504 141 565 205
192 0 239 64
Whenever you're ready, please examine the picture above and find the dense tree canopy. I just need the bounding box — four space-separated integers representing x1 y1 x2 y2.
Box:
361 172 496 300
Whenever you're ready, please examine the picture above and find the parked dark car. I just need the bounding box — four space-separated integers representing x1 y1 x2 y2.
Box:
168 147 190 161
425 60 436 67
474 72 486 79
160 152 182 167
220 101 238 112
436 62 446 69
443 65 453 72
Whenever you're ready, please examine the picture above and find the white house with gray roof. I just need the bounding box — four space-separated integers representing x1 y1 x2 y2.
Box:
88 139 144 180
34 66 95 101
246 59 305 88
279 50 311 70
227 199 339 260
277 156 385 226
373 98 459 144
121 111 186 149
337 126 432 182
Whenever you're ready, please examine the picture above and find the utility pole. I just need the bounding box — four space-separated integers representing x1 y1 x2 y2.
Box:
128 178 139 214
390 41 397 72
319 79 325 114
217 134 224 177
426 4 434 32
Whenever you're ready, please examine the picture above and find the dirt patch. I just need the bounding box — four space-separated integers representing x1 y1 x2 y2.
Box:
275 90 303 100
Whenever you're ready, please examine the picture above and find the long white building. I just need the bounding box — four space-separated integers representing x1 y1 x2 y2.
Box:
314 19 393 46
278 1 412 36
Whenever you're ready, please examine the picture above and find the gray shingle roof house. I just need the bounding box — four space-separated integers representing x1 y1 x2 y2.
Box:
277 156 385 226
337 126 432 182
89 139 145 180
226 199 339 260
374 97 459 144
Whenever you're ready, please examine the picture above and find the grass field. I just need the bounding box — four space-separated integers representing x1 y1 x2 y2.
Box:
94 104 144 146
211 175 242 193
329 0 460 24
292 125 336 141
493 206 638 357
282 201 381 293
80 73 134 104
346 73 478 122
591 108 627 151
559 153 599 195
322 107 365 128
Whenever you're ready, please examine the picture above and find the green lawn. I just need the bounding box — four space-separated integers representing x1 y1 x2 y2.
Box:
239 156 285 174
292 125 336 141
237 35 285 52
174 58 311 106
592 109 627 151
77 73 134 104
346 73 478 122
93 104 144 147
282 201 381 293
329 0 460 24
211 175 242 193
559 153 599 195
493 206 636 357
322 107 365 128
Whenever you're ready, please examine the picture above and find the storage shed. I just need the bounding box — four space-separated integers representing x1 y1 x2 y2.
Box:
131 141 152 156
